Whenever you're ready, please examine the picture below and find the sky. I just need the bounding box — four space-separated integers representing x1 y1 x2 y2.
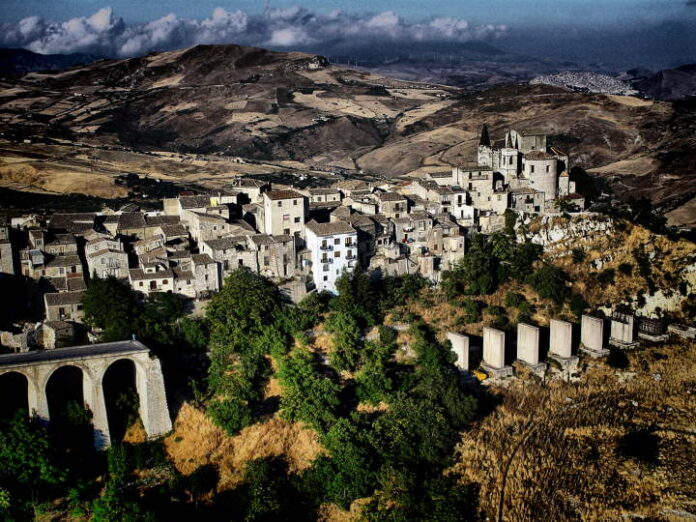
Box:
0 1 693 68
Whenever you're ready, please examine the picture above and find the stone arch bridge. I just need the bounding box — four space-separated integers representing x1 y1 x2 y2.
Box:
0 340 172 450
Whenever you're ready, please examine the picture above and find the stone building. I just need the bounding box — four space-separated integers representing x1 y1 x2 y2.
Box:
263 190 307 238
377 191 408 219
44 291 85 322
85 238 129 279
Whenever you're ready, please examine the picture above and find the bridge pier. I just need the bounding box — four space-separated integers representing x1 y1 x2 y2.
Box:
27 373 50 423
83 370 111 450
135 356 172 440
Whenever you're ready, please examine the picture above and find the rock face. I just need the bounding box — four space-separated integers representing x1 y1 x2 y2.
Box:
520 214 615 251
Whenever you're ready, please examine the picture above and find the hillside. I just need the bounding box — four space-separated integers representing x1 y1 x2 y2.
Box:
0 43 695 225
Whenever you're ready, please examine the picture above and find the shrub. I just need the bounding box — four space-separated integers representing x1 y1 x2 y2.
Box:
597 268 615 285
569 293 589 318
325 311 362 372
461 299 482 324
618 263 633 276
527 265 569 304
606 349 629 370
208 399 252 436
572 248 586 263
504 291 524 308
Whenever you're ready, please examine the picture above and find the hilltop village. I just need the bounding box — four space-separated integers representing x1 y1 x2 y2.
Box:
2 126 588 348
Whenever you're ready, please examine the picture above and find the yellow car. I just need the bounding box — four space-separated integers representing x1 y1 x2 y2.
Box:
472 369 488 382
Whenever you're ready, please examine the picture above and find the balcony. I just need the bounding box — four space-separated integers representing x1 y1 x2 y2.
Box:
319 244 333 251
321 258 333 265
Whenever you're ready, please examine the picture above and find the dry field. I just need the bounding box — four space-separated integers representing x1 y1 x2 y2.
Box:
452 339 696 521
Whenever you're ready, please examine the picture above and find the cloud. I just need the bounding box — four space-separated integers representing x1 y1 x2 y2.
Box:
0 6 508 58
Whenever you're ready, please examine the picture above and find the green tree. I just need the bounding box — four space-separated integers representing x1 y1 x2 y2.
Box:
326 311 362 372
332 267 377 326
277 349 341 433
82 277 137 341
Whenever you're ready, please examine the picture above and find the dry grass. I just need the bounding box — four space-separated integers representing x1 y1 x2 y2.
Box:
164 403 325 490
451 340 696 521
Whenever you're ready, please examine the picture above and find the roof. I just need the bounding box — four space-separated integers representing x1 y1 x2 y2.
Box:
458 163 493 171
204 237 247 251
309 187 340 195
173 268 195 280
88 248 127 259
265 189 304 201
345 214 375 227
428 171 453 179
192 253 215 265
179 195 211 209
45 290 85 306
192 212 227 223
48 213 96 230
46 233 76 246
45 255 82 268
306 220 356 237
146 215 180 227
236 178 268 188
378 191 406 202
524 151 556 160
129 268 174 281
159 224 188 238
118 212 147 230
519 129 547 136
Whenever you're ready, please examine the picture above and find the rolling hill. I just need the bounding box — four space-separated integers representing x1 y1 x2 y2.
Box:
0 43 694 226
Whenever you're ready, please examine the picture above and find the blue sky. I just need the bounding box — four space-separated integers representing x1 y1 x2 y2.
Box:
1 0 688 26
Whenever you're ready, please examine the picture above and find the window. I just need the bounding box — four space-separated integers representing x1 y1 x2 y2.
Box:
205 275 209 281
334 251 339 258
264 256 269 265
334 238 340 245
283 214 290 221
323 275 328 281
336 269 339 274
139 282 143 287
294 217 300 223
347 250 352 258
546 165 550 173
162 280 168 284
530 165 535 173
77 304 83 311
59 307 65 316
284 228 290 235
293 199 298 206
277 201 282 207
239 259 244 266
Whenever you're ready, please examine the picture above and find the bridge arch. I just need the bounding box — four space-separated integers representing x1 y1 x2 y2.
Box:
101 358 141 444
0 371 29 417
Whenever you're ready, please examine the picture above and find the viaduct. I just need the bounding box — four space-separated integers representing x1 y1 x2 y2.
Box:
0 340 172 450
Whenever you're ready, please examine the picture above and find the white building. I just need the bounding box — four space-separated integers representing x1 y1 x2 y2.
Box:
305 220 358 294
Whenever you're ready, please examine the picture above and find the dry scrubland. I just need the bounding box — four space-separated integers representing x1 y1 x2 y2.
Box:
453 340 696 521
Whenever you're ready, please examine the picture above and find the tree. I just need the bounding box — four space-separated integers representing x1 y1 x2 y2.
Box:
326 311 362 372
82 277 137 341
277 349 341 433
527 265 569 304
207 399 252 436
206 269 282 352
332 268 377 326
461 299 482 324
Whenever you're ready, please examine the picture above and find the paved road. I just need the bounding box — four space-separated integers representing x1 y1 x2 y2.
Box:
0 340 149 367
